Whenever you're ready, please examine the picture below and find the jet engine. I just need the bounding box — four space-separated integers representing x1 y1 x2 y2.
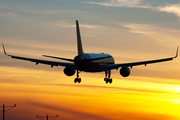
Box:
63 67 75 76
120 67 131 77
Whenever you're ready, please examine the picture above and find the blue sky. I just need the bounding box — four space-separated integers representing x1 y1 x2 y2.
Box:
1 0 180 73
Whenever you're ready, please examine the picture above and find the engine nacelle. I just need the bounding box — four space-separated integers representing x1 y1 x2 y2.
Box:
63 68 75 76
120 67 131 77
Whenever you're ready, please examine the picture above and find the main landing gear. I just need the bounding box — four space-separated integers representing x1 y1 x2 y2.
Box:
74 70 81 83
74 70 113 84
104 70 113 84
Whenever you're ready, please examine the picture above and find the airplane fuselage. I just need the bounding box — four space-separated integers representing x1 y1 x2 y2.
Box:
74 53 114 72
2 20 178 84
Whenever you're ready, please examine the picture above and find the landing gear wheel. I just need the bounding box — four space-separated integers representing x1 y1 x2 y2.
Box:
74 78 78 83
104 70 113 84
74 78 81 83
109 79 112 84
105 79 109 84
74 70 81 83
78 78 81 83
104 78 113 84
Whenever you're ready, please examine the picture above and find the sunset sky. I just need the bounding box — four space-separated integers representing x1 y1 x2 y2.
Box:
0 0 180 120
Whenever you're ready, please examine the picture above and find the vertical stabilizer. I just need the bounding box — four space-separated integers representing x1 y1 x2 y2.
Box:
76 20 84 55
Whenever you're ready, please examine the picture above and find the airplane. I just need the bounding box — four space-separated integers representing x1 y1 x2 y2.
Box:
2 20 179 84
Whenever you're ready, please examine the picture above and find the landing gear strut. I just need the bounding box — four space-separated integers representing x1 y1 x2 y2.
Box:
74 70 81 83
104 70 112 84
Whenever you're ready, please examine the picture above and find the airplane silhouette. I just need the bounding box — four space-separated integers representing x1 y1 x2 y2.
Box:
2 20 178 84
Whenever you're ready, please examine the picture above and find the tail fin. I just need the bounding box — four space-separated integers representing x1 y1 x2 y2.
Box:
76 20 84 55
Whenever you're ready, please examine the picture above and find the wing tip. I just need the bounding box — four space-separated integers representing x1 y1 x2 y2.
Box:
2 43 8 55
174 46 179 58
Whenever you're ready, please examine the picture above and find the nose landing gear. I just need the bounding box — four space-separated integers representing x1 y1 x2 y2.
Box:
104 70 113 84
74 70 81 83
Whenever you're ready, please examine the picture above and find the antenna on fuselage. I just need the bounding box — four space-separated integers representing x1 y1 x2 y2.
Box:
76 20 84 56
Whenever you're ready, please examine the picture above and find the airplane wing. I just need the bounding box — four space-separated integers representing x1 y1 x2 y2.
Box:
2 44 77 69
101 46 178 71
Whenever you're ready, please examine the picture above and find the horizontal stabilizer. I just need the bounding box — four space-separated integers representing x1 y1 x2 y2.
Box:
42 55 74 62
43 54 111 62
